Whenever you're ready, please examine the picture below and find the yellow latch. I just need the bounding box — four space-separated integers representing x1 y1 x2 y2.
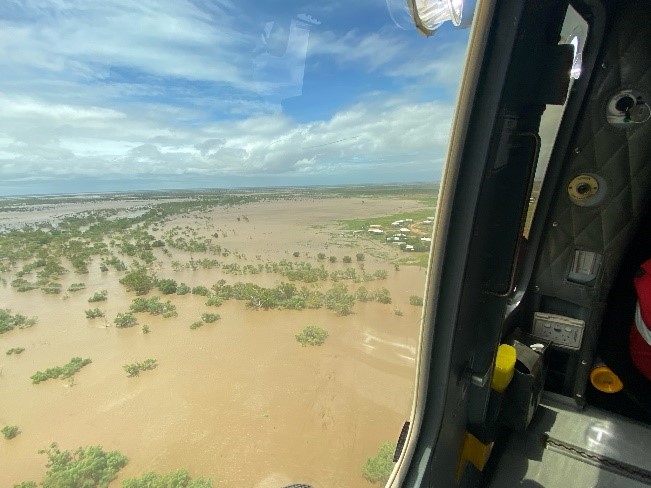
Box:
491 344 517 393
456 433 494 482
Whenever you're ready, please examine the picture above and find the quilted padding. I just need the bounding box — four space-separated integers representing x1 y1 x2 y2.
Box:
534 6 651 308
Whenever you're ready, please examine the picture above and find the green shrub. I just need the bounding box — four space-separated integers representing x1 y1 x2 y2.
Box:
124 358 157 377
356 253 365 262
324 283 355 316
362 442 396 484
0 309 37 334
119 268 155 295
85 308 105 319
41 283 62 294
114 312 137 328
2 425 20 439
129 297 177 317
13 482 37 488
373 269 388 280
343 255 352 263
201 313 220 323
394 309 403 316
142 325 150 334
176 283 191 295
6 347 25 355
409 295 424 306
123 469 212 488
88 290 108 302
374 288 392 304
317 253 326 260
191 286 210 296
356 286 370 302
157 278 177 295
31 357 92 384
329 256 337 263
67 283 86 292
189 321 204 330
38 443 128 487
293 251 300 257
295 325 328 346
205 295 223 307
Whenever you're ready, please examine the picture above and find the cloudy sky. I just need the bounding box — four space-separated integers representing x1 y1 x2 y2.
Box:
0 0 469 195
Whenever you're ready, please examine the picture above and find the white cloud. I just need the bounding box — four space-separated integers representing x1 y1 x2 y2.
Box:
0 0 251 85
0 0 466 190
309 29 409 71
0 92 454 181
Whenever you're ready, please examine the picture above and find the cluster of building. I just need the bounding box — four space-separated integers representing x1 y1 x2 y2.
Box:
358 217 435 251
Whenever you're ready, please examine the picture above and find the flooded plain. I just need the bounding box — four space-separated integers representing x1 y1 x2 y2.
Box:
0 192 431 487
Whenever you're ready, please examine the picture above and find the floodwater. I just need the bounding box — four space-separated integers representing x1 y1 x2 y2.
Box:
0 196 430 487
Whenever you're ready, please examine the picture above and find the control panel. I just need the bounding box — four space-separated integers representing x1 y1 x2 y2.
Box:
532 312 585 350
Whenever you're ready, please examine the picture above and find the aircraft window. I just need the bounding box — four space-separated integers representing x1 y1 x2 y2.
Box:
0 1 469 487
523 5 589 237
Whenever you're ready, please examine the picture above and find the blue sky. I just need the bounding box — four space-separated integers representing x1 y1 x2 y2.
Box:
0 0 469 196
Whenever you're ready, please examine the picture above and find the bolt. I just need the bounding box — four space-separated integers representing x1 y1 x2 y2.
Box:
576 393 583 398
581 360 588 365
552 221 559 227
601 62 607 69
534 285 540 292
574 147 581 154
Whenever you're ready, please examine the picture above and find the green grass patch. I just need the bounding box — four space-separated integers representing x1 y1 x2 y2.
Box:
6 347 25 355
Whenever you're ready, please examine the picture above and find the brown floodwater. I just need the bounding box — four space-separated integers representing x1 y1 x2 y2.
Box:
0 196 430 487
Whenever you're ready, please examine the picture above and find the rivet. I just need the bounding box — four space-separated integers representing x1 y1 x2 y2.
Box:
574 147 581 154
552 222 559 227
601 62 607 69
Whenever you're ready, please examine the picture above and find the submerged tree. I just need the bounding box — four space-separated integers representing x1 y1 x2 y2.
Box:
362 442 396 485
38 443 128 488
119 268 155 295
122 469 212 488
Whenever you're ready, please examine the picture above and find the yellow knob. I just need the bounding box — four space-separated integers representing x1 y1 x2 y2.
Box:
590 366 624 393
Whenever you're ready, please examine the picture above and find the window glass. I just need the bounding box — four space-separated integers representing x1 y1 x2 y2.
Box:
0 1 469 486
524 5 588 237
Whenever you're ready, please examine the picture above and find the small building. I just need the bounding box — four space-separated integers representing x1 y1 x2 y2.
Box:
420 237 432 242
405 245 415 251
369 224 382 229
368 228 384 234
399 227 411 233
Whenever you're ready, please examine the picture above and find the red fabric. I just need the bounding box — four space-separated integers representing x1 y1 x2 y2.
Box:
630 258 651 380
630 325 651 380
